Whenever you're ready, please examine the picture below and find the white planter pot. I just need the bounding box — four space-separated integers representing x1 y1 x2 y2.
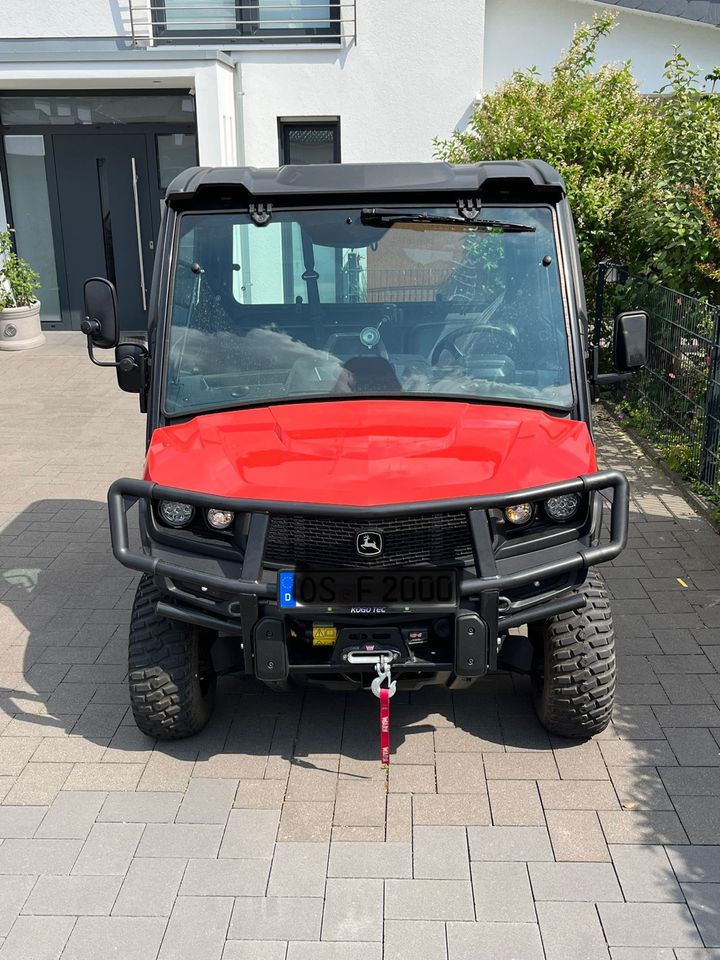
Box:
0 301 45 351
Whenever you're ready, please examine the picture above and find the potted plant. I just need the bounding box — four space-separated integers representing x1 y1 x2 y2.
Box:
0 229 44 351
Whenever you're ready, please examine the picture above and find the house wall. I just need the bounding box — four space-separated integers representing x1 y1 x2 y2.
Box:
3 0 131 38
484 0 720 93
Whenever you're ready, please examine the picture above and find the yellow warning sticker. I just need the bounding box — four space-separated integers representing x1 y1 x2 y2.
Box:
677 578 688 588
312 625 337 646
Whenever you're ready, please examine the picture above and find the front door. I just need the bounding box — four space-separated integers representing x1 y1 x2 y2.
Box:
52 134 155 333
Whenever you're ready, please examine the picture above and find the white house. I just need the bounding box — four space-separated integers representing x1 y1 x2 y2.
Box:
0 0 718 331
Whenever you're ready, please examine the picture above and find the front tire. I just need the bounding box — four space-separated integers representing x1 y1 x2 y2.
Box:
531 573 616 739
128 576 217 739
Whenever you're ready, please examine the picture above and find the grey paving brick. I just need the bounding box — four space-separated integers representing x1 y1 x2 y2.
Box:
412 793 491 826
0 876 36 937
383 920 446 960
98 791 183 823
71 822 143 875
136 822 223 859
434 754 486 794
334 782 386 827
545 810 609 861
62 762 144 792
471 861 535 921
529 861 623 901
610 845 683 901
219 808 279 859
388 764 436 794
487 780 544 825
659 674 715 704
538 779 620 810
413 825 469 879
600 740 678 767
321 877 383 941
0 915 75 960
4 763 73 805
158 895 233 960
384 880 474 921
483 752 559 780
445 920 544 960
287 945 381 960
0 839 82 875
536 901 609 960
467 825 553 861
598 903 703 948
228 897 323 940
673 797 720 844
554 742 610 780
113 857 186 916
609 950 674 960
233 780 286 809
613 704 666 739
222 942 287 960
655 705 720 727
328 842 411 879
180 857 270 897
599 810 688 845
667 846 720 882
175 777 238 824
278 800 333 842
0 806 47 838
61 916 166 960
682 884 720 948
22 875 122 916
35 791 105 839
267 842 327 897
608 766 674 811
675 950 720 960
666 728 720 765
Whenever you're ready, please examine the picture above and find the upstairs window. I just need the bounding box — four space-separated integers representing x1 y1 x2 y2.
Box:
155 0 341 43
278 118 341 165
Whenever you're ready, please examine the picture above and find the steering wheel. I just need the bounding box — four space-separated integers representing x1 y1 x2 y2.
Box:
430 324 518 366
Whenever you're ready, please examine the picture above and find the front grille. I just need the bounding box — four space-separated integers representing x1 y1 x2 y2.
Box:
264 512 474 568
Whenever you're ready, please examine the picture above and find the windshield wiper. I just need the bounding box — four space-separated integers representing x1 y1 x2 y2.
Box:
360 209 536 233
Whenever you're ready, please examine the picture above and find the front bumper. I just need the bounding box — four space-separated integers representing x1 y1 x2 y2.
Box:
107 470 628 683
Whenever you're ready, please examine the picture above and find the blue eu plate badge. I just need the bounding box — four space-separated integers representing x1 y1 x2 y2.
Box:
279 572 296 608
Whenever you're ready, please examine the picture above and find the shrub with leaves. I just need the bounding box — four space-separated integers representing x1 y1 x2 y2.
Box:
0 230 40 309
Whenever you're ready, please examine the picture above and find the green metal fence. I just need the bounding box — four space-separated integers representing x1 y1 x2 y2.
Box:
594 262 720 496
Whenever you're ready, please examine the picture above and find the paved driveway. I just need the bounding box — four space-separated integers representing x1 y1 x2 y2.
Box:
1 334 720 960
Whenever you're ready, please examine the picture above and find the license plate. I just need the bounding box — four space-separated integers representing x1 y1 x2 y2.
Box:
278 570 457 613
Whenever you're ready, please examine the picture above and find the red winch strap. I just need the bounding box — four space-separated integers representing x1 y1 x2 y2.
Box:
379 685 391 767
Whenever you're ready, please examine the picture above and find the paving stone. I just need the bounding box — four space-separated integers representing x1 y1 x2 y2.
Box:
287 945 381 960
137 822 223 859
598 903 703 948
385 793 412 843
434 754 486 794
61 916 166 960
0 915 75 960
412 793 490 826
599 810 688 845
553 742 610 780
222 942 287 960
539 779 620 810
4 763 73 805
665 728 720 765
608 766 674 810
266 841 327 897
0 876 36 937
599 740 678 766
384 879 474 920
31 738 107 764
433 728 502 753
219 808 279 859
334 782 386 827
613 703 666 739
383 920 447 960
0 806 47 838
62 762 144 792
609 950 674 960
176 777 237 824
471 861 535 921
545 810 609 861
71 821 143 875
413 825 469 879
278 800 333 842
22 875 122 916
234 780 286 809
659 675 715 705
388 764 436 794
610 844 683 901
35 791 105 839
675 950 720 960
672 797 720 844
158 895 233 960
467 825 554 861
529 861 623 901
113 857 186 916
328 841 410 878
536 901 609 960
228 897 323 940
98 791 183 823
487 779 544 825
483 752 559 780
654 705 720 727
667 846 720 883
0 839 82 875
322 877 383 941
445 920 544 959
681 884 720 948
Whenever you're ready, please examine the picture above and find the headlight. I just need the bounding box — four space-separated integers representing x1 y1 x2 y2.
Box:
159 500 195 528
207 508 234 530
504 502 534 526
545 493 581 522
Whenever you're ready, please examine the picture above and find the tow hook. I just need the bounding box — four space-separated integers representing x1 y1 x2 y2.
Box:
346 651 397 768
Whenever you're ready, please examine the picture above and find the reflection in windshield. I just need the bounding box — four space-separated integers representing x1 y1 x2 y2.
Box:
165 207 573 415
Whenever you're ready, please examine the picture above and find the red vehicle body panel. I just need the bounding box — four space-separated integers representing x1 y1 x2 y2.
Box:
144 400 597 507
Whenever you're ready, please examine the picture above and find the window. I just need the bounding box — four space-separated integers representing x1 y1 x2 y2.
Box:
278 119 340 165
0 95 195 126
155 0 340 43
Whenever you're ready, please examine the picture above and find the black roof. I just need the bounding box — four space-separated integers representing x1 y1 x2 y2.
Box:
166 160 566 205
600 0 720 25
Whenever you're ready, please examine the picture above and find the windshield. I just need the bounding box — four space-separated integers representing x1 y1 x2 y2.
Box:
164 205 573 415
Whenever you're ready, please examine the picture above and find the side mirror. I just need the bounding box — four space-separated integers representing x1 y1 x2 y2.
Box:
613 310 648 371
116 342 146 394
81 277 118 349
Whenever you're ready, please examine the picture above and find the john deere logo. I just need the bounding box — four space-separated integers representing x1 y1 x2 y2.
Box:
356 531 383 557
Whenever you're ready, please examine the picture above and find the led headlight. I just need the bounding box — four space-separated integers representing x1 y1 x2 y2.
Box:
545 493 581 522
159 500 195 528
504 502 534 526
207 508 234 530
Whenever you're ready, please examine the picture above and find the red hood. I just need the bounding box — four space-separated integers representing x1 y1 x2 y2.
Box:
145 400 596 507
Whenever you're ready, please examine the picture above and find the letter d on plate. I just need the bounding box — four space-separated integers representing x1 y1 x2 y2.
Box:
279 571 296 608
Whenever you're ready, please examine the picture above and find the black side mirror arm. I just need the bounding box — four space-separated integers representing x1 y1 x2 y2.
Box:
81 317 140 372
